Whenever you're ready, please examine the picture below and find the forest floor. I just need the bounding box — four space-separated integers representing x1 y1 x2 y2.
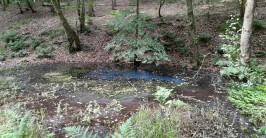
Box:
0 0 266 137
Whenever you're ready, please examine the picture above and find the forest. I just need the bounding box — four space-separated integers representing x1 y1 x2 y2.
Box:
0 0 266 137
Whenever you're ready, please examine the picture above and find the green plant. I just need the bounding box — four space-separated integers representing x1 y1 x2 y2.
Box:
154 86 172 103
0 32 20 43
16 49 27 57
35 44 53 58
216 16 265 86
0 47 6 61
29 38 45 49
112 118 135 138
253 19 266 30
41 28 65 39
228 84 266 125
198 33 211 42
218 15 243 32
64 125 97 138
105 12 168 64
257 127 266 135
0 107 54 138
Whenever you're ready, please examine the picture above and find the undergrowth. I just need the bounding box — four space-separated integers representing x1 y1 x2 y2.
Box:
228 84 266 126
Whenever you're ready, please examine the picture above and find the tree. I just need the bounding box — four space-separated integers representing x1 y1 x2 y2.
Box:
186 0 200 67
112 0 116 10
77 0 86 32
17 1 23 13
87 0 95 17
158 0 166 17
239 0 246 18
240 0 255 65
26 0 36 13
51 0 81 53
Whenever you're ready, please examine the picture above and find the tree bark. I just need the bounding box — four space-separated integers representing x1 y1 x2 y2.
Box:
158 0 165 17
88 0 95 17
17 1 23 14
186 0 200 67
133 0 141 68
239 0 246 19
77 0 85 32
240 0 255 65
26 0 36 13
51 0 81 53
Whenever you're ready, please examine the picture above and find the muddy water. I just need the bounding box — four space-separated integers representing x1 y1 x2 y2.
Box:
0 63 225 137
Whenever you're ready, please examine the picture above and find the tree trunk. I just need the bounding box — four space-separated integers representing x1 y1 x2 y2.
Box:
111 0 115 10
134 0 140 68
77 0 85 32
240 0 255 65
17 1 23 14
26 0 36 13
186 0 200 67
158 0 165 17
240 0 246 19
51 0 81 53
88 0 95 17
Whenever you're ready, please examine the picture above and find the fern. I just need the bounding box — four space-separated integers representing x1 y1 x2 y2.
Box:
64 125 97 138
112 118 135 138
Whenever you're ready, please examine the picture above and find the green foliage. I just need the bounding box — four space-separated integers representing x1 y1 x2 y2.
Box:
253 19 266 30
64 125 97 138
1 32 20 43
29 38 45 49
154 86 172 102
0 47 6 61
35 44 53 58
0 107 54 138
160 31 188 54
257 127 266 135
105 12 168 64
218 15 243 32
112 118 135 138
216 16 265 86
41 28 65 39
228 84 266 125
198 33 211 42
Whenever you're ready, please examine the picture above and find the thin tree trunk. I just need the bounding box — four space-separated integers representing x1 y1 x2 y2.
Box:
17 1 23 14
26 0 36 13
112 0 115 10
159 0 165 17
240 0 246 19
80 0 85 31
186 0 200 67
51 0 81 53
134 0 140 68
240 0 255 65
88 0 95 17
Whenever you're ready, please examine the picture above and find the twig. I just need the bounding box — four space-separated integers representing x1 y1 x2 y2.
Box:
193 53 211 79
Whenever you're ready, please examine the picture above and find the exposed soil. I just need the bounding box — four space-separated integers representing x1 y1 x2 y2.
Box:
0 0 266 137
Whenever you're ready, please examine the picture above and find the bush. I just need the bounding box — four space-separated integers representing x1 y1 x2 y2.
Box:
35 44 53 58
198 33 211 42
253 19 266 30
218 15 243 32
105 12 168 64
29 38 45 49
216 15 265 86
0 32 20 43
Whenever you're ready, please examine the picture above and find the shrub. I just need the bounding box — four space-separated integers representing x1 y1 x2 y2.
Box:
216 16 265 86
253 19 266 30
218 15 243 32
29 38 45 49
35 44 53 58
105 11 168 64
16 49 27 57
0 32 20 43
198 33 211 42
0 47 5 61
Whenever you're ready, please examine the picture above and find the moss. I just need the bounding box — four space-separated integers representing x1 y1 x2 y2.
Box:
43 72 73 82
